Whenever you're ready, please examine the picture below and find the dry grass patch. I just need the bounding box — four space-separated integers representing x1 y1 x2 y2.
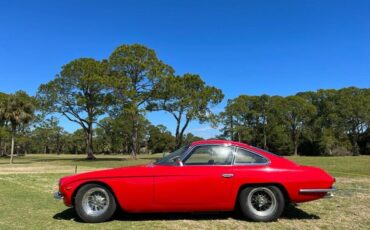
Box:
0 164 97 174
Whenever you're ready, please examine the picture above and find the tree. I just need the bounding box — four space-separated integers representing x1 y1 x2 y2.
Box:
67 129 86 154
219 95 272 149
220 96 253 143
337 87 370 155
108 44 173 158
31 116 65 154
0 92 9 156
274 96 316 156
297 89 349 155
147 125 176 153
37 58 109 159
0 91 34 164
254 95 272 150
182 133 203 145
148 74 223 148
96 111 151 154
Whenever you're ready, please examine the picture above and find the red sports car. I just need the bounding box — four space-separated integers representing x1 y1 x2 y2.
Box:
54 140 336 223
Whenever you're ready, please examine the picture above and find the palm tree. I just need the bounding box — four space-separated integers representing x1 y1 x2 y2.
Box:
0 91 34 164
0 93 8 156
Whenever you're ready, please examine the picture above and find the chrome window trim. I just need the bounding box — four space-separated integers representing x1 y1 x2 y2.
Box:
180 144 270 167
232 147 271 166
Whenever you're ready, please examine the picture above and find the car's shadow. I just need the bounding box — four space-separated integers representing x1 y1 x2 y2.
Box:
53 204 319 223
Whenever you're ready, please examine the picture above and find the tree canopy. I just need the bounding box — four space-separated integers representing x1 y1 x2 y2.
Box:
148 74 224 148
37 58 109 159
219 88 369 156
107 44 174 158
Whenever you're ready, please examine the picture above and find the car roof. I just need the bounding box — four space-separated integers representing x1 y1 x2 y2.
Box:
191 139 252 149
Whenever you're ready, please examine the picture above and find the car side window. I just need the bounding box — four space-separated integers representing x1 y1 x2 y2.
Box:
234 148 268 164
183 145 234 165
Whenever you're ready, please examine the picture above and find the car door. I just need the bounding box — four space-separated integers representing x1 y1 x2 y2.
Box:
153 145 235 211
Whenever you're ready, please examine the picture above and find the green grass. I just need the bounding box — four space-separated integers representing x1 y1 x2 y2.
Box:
0 154 369 229
289 155 370 177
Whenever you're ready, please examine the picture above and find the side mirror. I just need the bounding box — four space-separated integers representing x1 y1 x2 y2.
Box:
174 157 184 166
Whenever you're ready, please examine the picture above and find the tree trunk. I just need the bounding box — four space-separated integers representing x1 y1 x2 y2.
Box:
291 124 299 156
293 132 299 156
263 126 267 150
131 111 139 159
85 125 96 160
23 143 28 155
56 133 61 155
174 116 182 149
10 128 15 164
175 137 182 149
176 118 190 149
0 138 3 157
176 127 183 149
294 142 298 156
351 132 360 156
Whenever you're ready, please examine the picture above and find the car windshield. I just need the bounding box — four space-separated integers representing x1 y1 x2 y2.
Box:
155 145 190 165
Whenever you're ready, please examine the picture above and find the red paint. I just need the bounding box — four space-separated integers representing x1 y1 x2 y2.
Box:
58 140 335 212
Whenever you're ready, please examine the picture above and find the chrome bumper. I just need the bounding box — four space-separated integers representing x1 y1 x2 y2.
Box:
299 187 337 198
54 192 63 200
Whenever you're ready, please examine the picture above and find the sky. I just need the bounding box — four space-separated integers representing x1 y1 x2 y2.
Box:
0 0 369 138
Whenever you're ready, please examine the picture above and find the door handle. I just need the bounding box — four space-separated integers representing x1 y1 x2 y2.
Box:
222 173 234 178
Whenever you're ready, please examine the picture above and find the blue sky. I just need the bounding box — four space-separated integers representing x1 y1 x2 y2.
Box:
0 0 369 138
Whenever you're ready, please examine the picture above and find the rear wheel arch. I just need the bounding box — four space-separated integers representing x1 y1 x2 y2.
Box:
235 183 291 208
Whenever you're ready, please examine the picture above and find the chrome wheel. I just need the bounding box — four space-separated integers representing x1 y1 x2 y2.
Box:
247 187 277 217
81 187 110 217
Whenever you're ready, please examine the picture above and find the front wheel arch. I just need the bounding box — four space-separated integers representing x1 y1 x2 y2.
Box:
72 181 118 208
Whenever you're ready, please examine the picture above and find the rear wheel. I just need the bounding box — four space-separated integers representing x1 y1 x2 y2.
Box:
74 183 117 223
239 185 284 222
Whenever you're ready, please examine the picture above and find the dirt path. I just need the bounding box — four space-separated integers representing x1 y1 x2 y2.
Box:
0 165 99 174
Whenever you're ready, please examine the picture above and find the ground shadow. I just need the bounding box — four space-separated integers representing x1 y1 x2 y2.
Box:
53 208 79 222
53 204 319 223
281 204 320 220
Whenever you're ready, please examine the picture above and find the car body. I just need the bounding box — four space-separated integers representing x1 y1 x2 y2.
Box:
55 140 336 222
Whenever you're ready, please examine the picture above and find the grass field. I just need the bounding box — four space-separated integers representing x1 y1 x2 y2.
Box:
0 154 370 229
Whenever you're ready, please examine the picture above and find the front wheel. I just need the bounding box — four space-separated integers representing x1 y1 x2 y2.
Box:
239 185 285 222
74 183 117 223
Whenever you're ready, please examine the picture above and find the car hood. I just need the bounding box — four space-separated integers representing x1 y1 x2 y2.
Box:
59 164 154 186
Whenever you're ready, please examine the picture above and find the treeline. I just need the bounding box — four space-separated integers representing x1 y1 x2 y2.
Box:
0 44 221 162
218 88 369 156
0 114 202 157
0 44 369 162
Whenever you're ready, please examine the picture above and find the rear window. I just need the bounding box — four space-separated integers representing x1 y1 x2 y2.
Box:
235 148 269 164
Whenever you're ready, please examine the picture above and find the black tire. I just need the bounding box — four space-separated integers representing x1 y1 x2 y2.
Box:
238 185 285 222
74 183 117 223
